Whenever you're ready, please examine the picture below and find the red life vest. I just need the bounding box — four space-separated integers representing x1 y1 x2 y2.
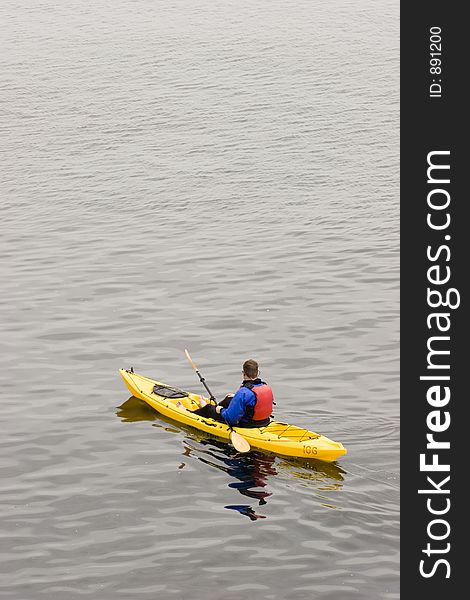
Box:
243 382 274 421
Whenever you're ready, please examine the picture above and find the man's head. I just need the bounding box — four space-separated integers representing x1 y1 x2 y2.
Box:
243 359 259 380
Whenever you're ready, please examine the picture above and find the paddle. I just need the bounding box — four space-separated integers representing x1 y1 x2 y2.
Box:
184 349 250 453
184 348 216 402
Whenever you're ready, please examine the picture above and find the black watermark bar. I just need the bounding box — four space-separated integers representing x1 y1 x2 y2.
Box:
401 3 466 596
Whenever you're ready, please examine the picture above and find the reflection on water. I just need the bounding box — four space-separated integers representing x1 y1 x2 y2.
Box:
189 441 277 520
117 396 345 519
116 396 157 422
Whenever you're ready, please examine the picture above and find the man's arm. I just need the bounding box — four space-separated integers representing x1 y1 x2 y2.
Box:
220 388 253 426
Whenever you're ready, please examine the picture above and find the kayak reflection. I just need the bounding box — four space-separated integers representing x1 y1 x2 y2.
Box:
187 439 277 521
117 396 345 519
116 396 158 422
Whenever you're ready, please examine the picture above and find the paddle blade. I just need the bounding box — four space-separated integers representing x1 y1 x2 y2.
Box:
230 431 250 453
184 349 197 371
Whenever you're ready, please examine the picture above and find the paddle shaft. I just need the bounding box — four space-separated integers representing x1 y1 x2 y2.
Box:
195 370 216 402
184 349 250 452
184 349 216 402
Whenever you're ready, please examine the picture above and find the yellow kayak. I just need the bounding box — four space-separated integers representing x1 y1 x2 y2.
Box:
119 369 347 463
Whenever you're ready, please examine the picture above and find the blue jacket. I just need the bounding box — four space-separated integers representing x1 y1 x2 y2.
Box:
220 382 262 426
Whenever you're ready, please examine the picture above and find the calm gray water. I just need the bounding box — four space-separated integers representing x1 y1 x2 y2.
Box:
1 0 399 598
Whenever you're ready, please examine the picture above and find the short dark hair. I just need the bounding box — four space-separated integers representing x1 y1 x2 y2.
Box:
243 359 259 379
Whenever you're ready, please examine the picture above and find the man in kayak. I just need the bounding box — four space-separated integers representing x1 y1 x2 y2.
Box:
194 359 274 428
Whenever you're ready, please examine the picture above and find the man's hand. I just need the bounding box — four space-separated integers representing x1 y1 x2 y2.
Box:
215 405 222 415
